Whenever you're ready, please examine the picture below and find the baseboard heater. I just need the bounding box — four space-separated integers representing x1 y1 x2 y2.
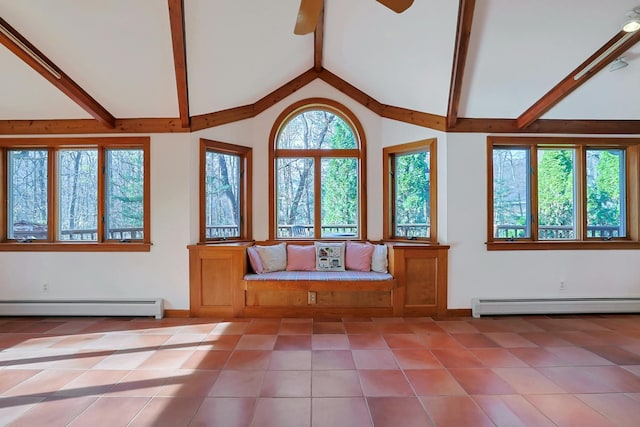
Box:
0 298 164 319
471 297 640 318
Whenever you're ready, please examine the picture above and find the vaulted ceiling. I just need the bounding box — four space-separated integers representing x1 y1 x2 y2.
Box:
1 0 640 135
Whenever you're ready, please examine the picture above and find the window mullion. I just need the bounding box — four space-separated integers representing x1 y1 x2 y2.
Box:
97 148 105 242
576 146 586 240
314 155 322 239
530 147 538 241
48 147 56 243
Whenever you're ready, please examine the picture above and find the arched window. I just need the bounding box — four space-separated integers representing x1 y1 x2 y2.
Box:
269 99 366 240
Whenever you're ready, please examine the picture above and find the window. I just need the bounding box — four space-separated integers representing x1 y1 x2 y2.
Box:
488 137 640 249
200 139 252 242
270 98 366 239
383 139 437 242
1 137 149 251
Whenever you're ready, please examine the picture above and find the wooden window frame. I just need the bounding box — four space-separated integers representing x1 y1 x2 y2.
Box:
383 139 438 243
199 139 252 243
0 137 150 252
268 98 367 240
487 136 640 250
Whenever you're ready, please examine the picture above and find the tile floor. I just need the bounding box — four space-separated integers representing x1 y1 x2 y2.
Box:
0 314 640 426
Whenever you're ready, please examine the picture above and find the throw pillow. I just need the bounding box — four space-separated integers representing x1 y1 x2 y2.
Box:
371 244 388 273
286 244 316 271
254 242 287 273
345 241 374 271
314 241 346 271
247 246 264 274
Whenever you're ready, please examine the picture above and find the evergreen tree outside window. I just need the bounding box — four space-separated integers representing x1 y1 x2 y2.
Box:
488 137 638 249
383 139 437 242
270 99 366 240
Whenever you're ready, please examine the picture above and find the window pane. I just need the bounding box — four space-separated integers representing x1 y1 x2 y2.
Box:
586 149 626 238
205 150 240 239
7 150 48 240
393 151 430 238
538 149 576 240
106 149 144 240
58 150 98 241
277 110 356 149
493 148 530 238
321 158 358 237
276 158 314 238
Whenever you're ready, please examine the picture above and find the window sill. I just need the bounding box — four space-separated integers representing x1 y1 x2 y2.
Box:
0 242 152 252
486 240 640 251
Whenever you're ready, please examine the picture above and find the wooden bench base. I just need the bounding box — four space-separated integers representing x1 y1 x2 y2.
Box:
241 279 397 317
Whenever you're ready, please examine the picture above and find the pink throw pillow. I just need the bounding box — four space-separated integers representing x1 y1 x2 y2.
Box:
247 246 264 274
286 245 316 271
346 241 374 272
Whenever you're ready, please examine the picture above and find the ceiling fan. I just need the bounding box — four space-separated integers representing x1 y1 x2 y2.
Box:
294 0 414 35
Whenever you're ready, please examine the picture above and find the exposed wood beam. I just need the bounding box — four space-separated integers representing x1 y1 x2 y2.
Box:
452 117 640 134
314 4 324 71
381 105 446 131
254 69 319 114
318 68 446 130
191 105 255 131
446 0 475 129
168 0 190 128
0 17 116 129
0 118 188 135
517 31 640 129
318 69 384 114
191 69 319 131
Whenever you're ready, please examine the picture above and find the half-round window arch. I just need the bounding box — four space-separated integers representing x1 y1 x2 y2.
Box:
269 98 367 240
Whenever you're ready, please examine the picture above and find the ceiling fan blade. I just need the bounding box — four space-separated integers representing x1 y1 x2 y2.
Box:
377 0 414 13
294 0 323 35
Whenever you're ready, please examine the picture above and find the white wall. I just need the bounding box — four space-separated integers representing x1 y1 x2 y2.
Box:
445 133 640 308
2 89 640 311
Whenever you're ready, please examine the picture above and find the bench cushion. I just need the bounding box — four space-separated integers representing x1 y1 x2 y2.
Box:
244 271 393 281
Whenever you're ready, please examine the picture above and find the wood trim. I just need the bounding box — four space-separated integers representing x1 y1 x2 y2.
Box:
0 18 115 129
168 0 190 129
0 242 152 252
268 98 368 240
142 138 151 245
487 241 640 250
253 69 319 116
317 69 384 114
191 69 319 132
314 5 324 72
517 31 640 129
191 106 255 131
382 139 438 242
318 68 447 130
446 0 475 129
446 308 472 318
380 105 446 131
163 309 190 318
451 118 640 134
0 118 188 135
199 139 253 243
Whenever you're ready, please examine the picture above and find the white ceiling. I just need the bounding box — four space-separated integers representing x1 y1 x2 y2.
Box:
0 0 639 124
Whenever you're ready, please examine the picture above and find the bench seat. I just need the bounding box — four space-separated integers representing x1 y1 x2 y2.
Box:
244 271 393 281
240 269 397 317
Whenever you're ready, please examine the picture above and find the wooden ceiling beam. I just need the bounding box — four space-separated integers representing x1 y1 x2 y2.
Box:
0 118 188 135
314 4 324 71
446 0 475 129
0 17 116 129
190 69 319 131
517 30 640 129
168 0 190 129
452 117 640 134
